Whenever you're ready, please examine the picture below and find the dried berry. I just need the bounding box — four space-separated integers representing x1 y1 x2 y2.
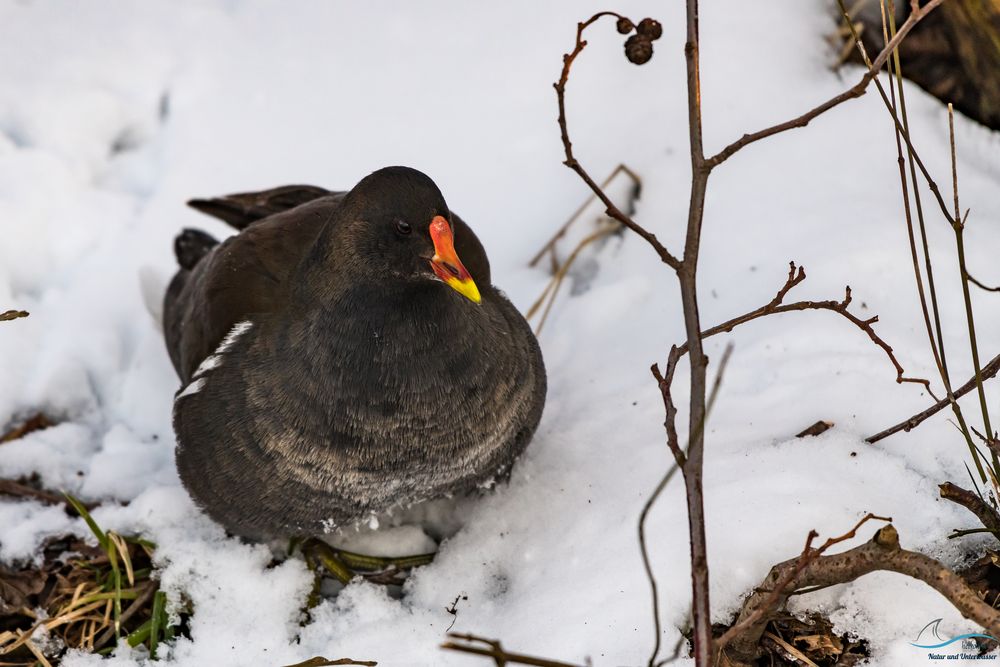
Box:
624 34 653 65
616 17 634 34
637 18 663 41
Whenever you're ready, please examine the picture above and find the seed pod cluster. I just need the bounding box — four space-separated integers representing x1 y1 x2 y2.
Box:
617 16 662 65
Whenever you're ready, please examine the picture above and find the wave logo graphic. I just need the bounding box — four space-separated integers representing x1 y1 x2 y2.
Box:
910 618 998 649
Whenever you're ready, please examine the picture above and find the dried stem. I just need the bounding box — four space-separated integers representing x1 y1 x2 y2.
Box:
838 8 1000 484
526 223 618 335
870 0 986 477
441 633 585 667
947 103 996 471
528 163 641 268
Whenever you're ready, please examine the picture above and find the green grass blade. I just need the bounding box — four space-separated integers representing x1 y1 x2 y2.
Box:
108 538 122 637
150 589 167 659
63 492 107 550
126 619 152 647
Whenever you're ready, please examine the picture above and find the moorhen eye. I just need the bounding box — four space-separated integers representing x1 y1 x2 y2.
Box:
395 220 412 236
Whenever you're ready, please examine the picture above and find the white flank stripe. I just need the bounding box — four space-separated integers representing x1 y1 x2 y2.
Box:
176 377 205 399
191 320 254 379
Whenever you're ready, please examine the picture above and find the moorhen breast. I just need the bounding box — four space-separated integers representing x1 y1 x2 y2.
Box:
164 166 546 539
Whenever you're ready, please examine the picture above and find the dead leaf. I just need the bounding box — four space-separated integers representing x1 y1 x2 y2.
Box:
0 567 45 615
796 421 834 438
795 632 843 659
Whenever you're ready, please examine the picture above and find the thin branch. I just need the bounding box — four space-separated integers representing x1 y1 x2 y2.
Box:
721 525 1000 664
665 262 936 399
442 633 586 667
703 0 945 168
969 274 1000 293
866 353 1000 443
677 4 716 662
554 15 682 271
947 103 996 468
940 482 1000 535
642 344 733 667
0 478 68 506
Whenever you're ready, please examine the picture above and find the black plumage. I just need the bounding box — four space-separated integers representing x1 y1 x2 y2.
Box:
164 167 546 539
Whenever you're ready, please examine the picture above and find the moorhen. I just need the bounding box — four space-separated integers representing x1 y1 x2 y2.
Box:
164 166 546 541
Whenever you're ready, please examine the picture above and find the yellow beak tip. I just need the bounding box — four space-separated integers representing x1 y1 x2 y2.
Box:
446 277 482 304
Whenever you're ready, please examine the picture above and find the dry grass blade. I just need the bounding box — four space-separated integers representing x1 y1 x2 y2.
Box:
762 632 819 667
529 163 640 268
22 637 52 667
526 223 618 334
108 533 135 586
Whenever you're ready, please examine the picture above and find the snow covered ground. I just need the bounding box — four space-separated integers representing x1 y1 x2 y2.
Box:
2 1 1000 665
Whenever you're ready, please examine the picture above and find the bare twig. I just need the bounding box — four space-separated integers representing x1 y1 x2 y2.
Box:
968 274 1000 293
866 352 1000 443
947 103 996 471
722 525 1000 664
442 633 586 667
637 461 683 666
664 262 936 399
554 14 682 271
0 478 59 505
704 0 945 169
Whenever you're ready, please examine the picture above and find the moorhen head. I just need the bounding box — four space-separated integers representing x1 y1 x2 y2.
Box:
164 166 546 539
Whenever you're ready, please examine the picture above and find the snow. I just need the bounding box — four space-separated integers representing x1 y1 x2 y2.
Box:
1 1 999 666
